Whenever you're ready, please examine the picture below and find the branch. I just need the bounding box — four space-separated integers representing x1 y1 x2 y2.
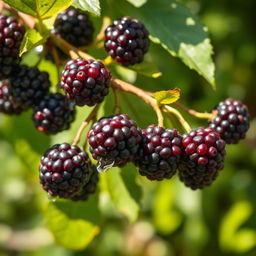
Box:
72 104 100 146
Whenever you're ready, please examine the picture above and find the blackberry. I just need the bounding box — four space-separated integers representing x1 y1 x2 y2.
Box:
9 65 50 108
61 58 111 106
135 125 182 181
39 143 92 198
0 80 25 114
178 127 226 190
209 98 250 144
0 14 25 79
32 93 76 134
104 16 150 66
71 165 99 201
88 114 142 167
53 7 94 47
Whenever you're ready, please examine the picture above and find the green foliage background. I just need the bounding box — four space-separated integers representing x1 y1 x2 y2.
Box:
0 0 256 255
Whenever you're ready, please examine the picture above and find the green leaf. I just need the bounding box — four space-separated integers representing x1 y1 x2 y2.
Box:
5 0 73 19
154 88 180 105
126 60 162 78
45 195 100 250
73 0 101 16
118 0 215 88
19 29 48 56
104 166 140 222
125 0 147 8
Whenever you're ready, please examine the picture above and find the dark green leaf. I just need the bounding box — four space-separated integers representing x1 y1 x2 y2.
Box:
118 0 215 88
73 0 101 16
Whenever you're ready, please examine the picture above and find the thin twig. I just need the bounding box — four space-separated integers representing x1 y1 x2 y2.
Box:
96 16 111 42
111 78 164 127
72 104 100 146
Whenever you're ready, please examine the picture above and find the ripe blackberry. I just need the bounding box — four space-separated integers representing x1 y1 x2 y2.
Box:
39 143 92 198
9 65 50 108
0 80 25 114
61 58 111 106
135 125 182 181
88 114 142 167
104 16 150 66
32 93 76 134
71 166 99 201
208 98 250 144
0 14 25 79
178 127 226 190
53 7 94 47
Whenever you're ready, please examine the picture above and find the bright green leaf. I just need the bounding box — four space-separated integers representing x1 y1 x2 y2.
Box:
73 0 101 16
45 195 100 250
126 60 162 78
125 0 147 8
19 29 48 56
119 0 215 88
4 0 73 19
154 88 180 105
104 166 140 222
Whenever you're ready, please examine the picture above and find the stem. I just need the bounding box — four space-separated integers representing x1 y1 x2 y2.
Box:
173 102 215 119
96 16 111 42
163 105 191 133
112 87 121 114
72 104 100 146
111 78 164 127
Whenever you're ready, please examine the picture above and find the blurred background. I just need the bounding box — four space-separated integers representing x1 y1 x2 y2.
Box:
0 0 256 255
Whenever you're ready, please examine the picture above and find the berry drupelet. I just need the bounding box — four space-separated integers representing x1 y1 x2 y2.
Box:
32 93 76 134
88 114 142 168
53 7 94 47
208 98 250 144
61 58 111 106
0 80 25 115
71 165 99 201
178 127 226 190
39 143 92 198
9 65 50 108
135 125 182 181
104 16 150 66
0 14 25 79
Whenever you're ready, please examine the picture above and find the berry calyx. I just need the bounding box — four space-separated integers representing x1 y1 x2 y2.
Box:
135 125 182 181
61 58 111 106
88 114 142 168
178 127 226 190
0 14 25 79
32 93 76 134
208 98 250 144
104 16 150 66
9 65 50 108
39 143 92 198
0 80 25 115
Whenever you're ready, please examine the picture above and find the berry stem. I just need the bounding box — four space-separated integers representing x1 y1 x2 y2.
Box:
174 102 215 119
163 105 191 133
95 16 111 43
111 78 164 127
72 104 101 146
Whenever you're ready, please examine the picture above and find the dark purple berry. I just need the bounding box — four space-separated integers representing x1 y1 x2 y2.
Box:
135 125 182 181
0 80 25 115
39 143 92 198
208 98 250 144
61 58 111 106
104 16 150 66
32 93 76 134
178 127 226 190
71 165 99 201
88 114 142 167
0 15 25 79
9 65 50 108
